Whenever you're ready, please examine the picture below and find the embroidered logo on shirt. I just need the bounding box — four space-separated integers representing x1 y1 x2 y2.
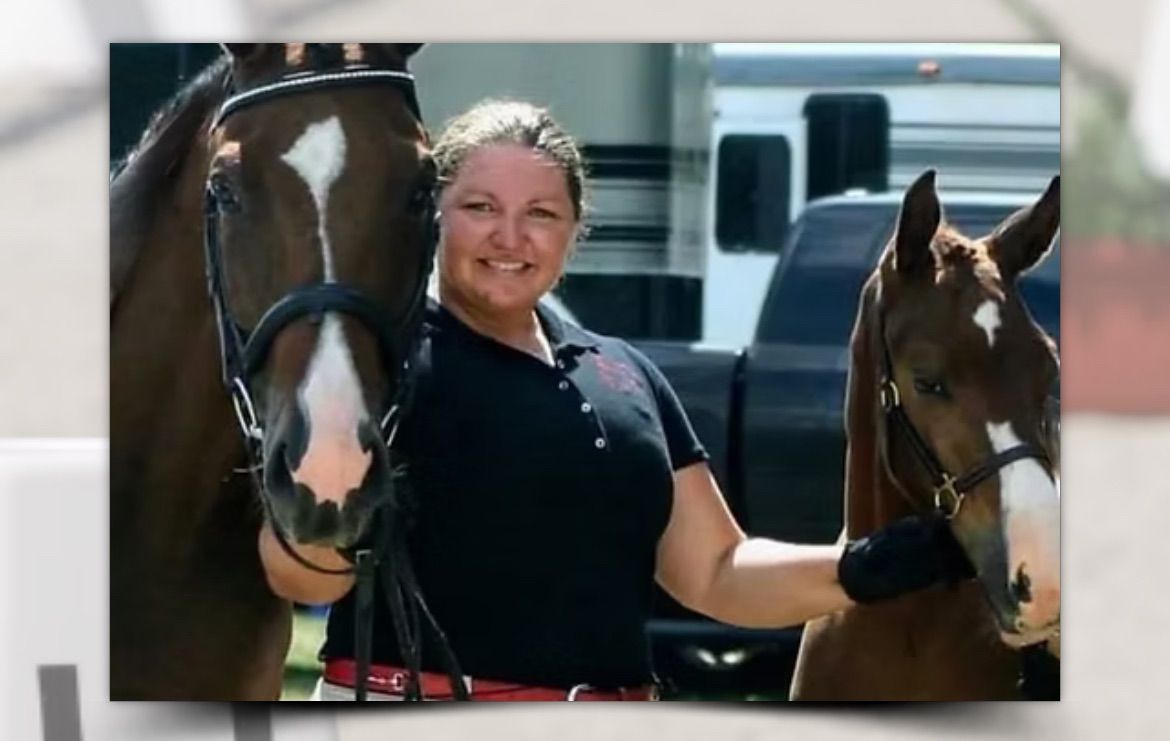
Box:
591 356 646 394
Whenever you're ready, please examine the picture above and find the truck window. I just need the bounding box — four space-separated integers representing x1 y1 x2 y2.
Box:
804 94 889 200
715 134 791 253
756 204 893 345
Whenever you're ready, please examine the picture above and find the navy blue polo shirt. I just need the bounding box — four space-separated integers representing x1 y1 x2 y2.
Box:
321 300 708 688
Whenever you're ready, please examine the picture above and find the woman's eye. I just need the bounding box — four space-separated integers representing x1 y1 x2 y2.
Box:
463 201 492 213
530 207 558 220
913 376 950 399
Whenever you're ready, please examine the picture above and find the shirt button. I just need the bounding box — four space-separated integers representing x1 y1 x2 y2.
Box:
557 380 569 391
580 402 592 413
556 359 565 369
594 437 606 449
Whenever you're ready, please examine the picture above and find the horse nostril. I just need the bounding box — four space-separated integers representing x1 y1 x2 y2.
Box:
1011 565 1033 605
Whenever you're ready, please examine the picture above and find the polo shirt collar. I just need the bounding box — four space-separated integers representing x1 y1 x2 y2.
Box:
535 300 599 355
429 299 599 355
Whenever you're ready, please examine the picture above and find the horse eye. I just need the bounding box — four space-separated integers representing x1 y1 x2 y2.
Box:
913 376 950 399
209 172 241 213
407 181 434 212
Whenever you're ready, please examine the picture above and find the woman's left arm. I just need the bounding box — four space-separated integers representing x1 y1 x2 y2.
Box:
654 462 855 629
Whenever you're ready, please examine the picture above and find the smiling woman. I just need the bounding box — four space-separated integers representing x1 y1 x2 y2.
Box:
431 101 587 359
436 142 580 355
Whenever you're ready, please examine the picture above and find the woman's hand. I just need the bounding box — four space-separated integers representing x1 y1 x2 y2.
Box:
836 513 975 604
257 521 356 605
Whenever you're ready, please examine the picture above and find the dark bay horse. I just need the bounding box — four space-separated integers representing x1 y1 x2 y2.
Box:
790 170 1061 700
111 43 438 700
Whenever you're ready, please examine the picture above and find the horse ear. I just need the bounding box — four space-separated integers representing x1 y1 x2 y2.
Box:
988 175 1060 280
394 43 425 59
373 44 424 64
220 43 266 62
893 169 941 278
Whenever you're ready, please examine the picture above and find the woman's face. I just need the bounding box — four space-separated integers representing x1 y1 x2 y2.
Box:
437 143 578 319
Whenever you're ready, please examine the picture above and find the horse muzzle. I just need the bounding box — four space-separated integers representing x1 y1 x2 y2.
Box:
262 405 393 547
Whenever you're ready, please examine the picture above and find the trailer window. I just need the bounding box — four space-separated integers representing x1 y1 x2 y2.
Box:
715 134 791 253
805 94 889 200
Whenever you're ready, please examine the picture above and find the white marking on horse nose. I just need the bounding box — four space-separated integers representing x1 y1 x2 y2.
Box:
293 315 372 503
973 299 1001 348
281 115 346 281
988 421 1060 627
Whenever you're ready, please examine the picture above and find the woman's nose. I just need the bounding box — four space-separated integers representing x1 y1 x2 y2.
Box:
491 212 524 251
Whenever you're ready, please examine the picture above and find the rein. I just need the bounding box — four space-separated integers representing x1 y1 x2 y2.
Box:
202 63 466 701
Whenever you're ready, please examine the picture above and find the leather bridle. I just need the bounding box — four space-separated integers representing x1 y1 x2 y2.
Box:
202 63 467 701
876 311 1052 519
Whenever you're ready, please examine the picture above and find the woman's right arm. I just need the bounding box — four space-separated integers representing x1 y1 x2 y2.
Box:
257 522 356 605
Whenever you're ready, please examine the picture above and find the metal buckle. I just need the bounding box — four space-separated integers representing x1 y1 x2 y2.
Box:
879 379 901 411
388 671 408 692
381 404 402 447
934 474 964 519
230 377 263 442
380 671 473 700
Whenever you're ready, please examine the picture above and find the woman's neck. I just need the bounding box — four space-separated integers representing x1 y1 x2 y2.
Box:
439 291 552 363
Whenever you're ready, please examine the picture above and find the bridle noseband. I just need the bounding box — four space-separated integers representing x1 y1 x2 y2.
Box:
876 311 1051 519
202 63 466 701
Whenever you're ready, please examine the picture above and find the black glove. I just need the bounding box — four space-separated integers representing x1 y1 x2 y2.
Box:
837 513 976 604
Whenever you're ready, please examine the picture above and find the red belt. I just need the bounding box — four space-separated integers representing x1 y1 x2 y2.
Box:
323 659 658 701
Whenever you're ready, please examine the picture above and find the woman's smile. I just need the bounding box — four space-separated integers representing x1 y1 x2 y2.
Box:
479 258 533 274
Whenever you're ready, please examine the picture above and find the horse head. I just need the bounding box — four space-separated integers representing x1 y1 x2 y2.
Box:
864 169 1060 647
205 43 433 549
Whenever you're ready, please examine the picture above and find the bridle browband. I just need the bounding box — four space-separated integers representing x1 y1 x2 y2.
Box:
210 68 423 128
876 311 1051 519
202 62 467 701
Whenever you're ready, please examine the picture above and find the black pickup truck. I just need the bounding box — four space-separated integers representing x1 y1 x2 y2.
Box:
640 191 1061 694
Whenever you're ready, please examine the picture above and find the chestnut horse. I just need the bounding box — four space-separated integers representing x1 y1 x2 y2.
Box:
790 171 1061 700
111 43 444 699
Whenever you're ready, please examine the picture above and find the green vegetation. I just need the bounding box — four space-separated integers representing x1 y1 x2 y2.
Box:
281 608 326 701
1065 87 1170 244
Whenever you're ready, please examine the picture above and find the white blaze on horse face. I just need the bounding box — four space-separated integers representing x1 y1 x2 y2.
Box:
973 299 1002 348
293 315 373 504
988 420 1060 634
280 115 346 280
283 116 373 503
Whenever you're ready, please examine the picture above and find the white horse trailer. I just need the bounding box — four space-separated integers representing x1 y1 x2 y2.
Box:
700 43 1061 345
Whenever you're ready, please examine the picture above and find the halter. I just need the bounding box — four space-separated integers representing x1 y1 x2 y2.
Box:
876 311 1051 519
202 63 467 701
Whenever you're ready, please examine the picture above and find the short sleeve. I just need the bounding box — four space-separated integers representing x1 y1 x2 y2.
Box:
623 343 710 471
